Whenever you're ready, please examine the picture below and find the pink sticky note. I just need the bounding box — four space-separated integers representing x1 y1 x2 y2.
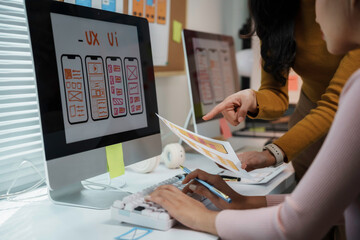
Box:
219 118 232 139
288 74 298 91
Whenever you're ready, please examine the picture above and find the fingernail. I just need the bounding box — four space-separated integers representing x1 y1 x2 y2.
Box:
144 195 151 200
238 116 244 122
189 184 197 191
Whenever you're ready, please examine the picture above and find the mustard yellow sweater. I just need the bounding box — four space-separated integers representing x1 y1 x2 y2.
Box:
252 0 360 161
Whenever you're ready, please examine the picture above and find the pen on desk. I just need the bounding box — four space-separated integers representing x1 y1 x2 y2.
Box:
220 175 241 182
180 165 232 203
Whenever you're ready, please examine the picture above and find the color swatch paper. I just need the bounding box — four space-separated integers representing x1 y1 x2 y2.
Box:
157 114 251 178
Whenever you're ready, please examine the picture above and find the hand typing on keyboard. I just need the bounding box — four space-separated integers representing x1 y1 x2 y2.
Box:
111 169 267 232
146 169 267 234
111 174 211 231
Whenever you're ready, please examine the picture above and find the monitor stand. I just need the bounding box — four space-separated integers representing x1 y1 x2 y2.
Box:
48 181 130 209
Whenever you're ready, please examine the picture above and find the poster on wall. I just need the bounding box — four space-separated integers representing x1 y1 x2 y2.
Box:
128 0 171 66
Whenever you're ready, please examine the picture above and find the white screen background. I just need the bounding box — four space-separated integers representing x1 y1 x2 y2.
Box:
51 13 148 143
192 38 235 115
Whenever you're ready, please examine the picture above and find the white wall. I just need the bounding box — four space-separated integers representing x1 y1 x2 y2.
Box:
186 0 223 33
156 0 249 146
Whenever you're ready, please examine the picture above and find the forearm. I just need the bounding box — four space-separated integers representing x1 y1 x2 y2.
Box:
231 195 267 210
249 68 289 119
275 49 360 161
273 105 332 161
244 196 267 209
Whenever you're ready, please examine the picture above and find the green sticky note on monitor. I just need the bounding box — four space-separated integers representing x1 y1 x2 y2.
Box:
172 20 182 43
106 143 125 179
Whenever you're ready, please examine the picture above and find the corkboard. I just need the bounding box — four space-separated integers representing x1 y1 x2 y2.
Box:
124 0 187 73
59 0 186 73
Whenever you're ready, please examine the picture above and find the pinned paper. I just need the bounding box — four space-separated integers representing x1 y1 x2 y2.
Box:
288 74 298 91
75 0 92 7
172 20 182 43
219 117 232 139
106 143 125 179
102 0 116 12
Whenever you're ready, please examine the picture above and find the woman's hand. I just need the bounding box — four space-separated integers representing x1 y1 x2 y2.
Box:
238 150 276 171
147 185 218 235
202 89 258 126
182 169 266 210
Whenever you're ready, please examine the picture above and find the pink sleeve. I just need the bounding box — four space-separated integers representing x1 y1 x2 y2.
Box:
215 70 360 240
266 195 286 206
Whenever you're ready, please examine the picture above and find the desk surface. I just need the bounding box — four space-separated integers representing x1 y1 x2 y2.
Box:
0 139 294 240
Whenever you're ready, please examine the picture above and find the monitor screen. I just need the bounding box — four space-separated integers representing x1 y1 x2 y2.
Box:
26 0 160 161
51 13 147 144
182 29 244 137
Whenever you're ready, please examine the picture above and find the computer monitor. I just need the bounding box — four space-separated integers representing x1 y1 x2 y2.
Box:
25 0 162 209
182 29 245 138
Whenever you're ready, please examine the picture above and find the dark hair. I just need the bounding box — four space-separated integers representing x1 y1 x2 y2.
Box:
243 0 300 85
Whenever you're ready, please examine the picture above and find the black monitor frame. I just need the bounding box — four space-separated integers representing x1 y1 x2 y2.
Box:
26 0 160 161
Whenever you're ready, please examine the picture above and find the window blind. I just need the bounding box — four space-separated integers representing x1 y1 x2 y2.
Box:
0 0 45 195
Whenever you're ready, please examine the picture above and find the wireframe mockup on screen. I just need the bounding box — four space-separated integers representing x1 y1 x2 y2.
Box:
182 29 245 138
25 0 161 209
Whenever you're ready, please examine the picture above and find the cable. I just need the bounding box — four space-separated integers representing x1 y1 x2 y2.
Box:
0 160 126 201
82 172 126 190
0 160 46 200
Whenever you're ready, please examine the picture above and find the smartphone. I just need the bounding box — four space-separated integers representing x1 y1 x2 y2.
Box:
106 57 127 117
132 0 144 17
61 54 88 124
208 49 225 103
85 56 109 120
124 57 143 115
156 0 167 24
145 0 156 23
194 47 213 105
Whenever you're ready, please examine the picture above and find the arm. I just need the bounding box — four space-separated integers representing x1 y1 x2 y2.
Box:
273 49 360 161
216 71 360 239
249 67 289 119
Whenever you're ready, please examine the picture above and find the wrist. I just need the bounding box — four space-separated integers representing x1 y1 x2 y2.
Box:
244 196 267 209
247 90 258 114
263 149 276 166
263 143 285 167
196 210 218 235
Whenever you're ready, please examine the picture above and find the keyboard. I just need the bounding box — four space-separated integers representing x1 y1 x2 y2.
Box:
111 174 211 231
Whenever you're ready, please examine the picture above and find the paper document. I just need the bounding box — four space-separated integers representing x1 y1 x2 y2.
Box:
157 114 252 179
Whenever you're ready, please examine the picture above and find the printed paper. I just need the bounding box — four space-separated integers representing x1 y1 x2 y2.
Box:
157 114 251 178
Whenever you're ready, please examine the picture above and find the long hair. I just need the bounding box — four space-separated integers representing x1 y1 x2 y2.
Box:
244 0 300 85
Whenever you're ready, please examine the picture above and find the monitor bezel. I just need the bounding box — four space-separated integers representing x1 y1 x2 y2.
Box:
26 0 160 161
182 29 240 123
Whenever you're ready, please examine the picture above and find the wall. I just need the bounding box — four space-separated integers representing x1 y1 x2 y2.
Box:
156 0 249 146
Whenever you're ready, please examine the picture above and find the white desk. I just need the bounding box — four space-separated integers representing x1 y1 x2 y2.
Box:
0 145 294 240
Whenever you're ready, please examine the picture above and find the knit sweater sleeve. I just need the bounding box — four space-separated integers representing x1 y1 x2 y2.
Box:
273 49 360 161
